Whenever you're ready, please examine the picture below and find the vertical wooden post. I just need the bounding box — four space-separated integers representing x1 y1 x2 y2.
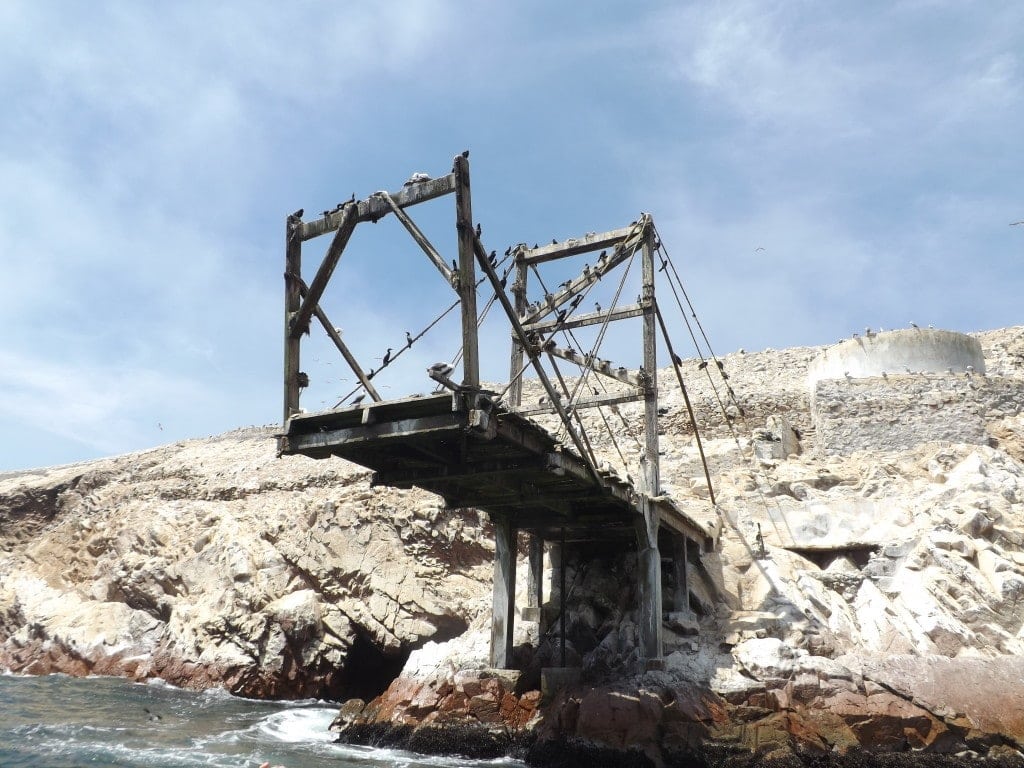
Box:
454 154 479 389
636 217 663 661
508 259 528 407
672 534 690 613
490 515 516 669
528 534 543 609
559 528 567 667
284 216 302 421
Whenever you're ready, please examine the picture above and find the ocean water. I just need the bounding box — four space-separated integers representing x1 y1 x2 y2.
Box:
0 673 524 768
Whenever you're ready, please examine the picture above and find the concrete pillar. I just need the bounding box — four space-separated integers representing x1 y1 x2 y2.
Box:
489 516 516 669
671 534 690 613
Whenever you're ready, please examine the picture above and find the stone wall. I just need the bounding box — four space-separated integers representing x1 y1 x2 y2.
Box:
812 373 1024 456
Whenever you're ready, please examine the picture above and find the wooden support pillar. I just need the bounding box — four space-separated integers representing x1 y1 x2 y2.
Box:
635 504 663 660
284 215 302 421
527 534 543 609
490 515 516 669
637 217 663 661
454 154 479 389
508 259 528 407
672 534 690 613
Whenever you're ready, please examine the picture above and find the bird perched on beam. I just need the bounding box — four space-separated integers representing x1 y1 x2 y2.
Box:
404 172 432 186
350 393 365 406
382 348 393 366
429 362 454 377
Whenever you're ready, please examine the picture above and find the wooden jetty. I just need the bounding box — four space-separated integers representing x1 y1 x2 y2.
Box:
279 153 719 669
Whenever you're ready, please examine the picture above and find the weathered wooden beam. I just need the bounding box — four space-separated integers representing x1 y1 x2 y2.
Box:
672 533 690 613
376 191 457 288
310 302 382 403
520 241 642 327
472 234 603 486
284 214 302 421
283 414 462 453
299 174 457 241
527 535 543 610
513 391 643 417
520 224 641 265
490 516 517 668
372 457 545 486
638 218 663 662
507 261 528 407
523 304 645 334
542 346 642 387
454 154 479 388
289 202 357 339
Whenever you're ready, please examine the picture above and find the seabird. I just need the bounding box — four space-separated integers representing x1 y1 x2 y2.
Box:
594 301 601 312
910 321 919 329
552 238 558 245
617 365 628 376
429 362 454 377
559 280 572 290
569 295 582 309
1010 221 1024 226
382 348 393 366
698 360 708 370
755 247 765 252
659 259 668 272
475 222 482 238
405 172 432 186
461 150 469 158
406 331 414 347
350 393 365 406
451 259 458 272
488 250 497 266
290 208 304 219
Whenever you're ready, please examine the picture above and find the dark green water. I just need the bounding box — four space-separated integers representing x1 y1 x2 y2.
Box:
0 673 523 768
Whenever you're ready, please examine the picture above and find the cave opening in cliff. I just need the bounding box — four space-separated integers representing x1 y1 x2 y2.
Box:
339 632 411 702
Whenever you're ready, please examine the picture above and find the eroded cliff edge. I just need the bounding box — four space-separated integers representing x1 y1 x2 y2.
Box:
2 326 1024 765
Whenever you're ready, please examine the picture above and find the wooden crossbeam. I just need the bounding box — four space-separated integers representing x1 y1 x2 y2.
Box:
542 345 642 387
372 457 546 487
523 303 645 334
376 191 457 288
283 413 462 454
519 235 644 326
299 174 457 241
513 390 642 417
289 202 357 338
520 224 642 265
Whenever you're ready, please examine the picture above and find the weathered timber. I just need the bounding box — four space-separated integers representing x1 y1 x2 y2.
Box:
523 304 645 334
542 346 642 387
520 224 642 265
289 202 357 339
507 260 528 407
280 392 715 549
472 234 602 486
491 516 516 668
672 533 690 613
284 217 302 420
637 217 663 660
311 301 382 403
513 391 643 417
377 191 457 288
454 155 479 387
299 174 456 241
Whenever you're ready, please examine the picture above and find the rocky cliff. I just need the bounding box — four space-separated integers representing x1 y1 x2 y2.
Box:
2 326 1024 765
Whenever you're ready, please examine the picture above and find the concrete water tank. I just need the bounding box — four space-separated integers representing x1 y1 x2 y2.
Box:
807 328 985 387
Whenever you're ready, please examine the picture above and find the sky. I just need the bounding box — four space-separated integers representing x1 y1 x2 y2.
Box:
1 1 1022 471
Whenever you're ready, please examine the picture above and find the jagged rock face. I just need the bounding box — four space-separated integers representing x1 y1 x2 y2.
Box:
0 429 494 698
2 327 1024 762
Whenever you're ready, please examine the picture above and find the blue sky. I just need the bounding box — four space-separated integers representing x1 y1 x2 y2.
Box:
1 1 1022 470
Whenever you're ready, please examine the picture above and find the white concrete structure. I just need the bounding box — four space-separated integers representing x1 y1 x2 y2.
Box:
807 328 985 388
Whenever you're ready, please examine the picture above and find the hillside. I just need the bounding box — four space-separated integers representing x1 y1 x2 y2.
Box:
2 326 1023 764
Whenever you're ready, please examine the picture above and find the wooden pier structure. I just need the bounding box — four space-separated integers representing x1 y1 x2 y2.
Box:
278 153 718 668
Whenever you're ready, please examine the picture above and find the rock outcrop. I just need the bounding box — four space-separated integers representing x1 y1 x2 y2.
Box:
2 326 1024 765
